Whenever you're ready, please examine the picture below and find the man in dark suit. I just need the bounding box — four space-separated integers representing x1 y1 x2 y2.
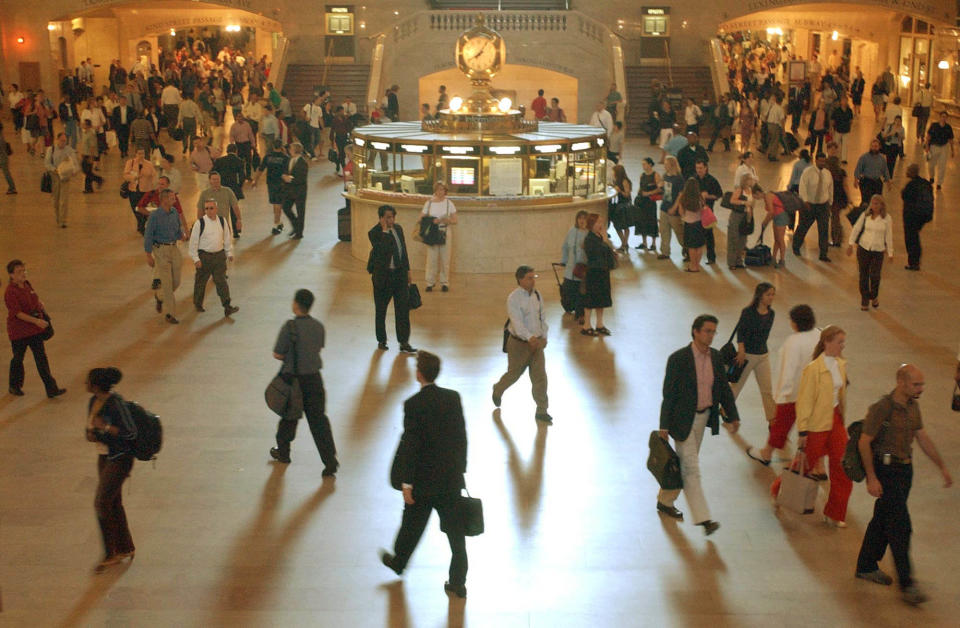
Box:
380 351 468 598
281 141 308 239
111 95 135 158
657 314 740 535
367 205 416 353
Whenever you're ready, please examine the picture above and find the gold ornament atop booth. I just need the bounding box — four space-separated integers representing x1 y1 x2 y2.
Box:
426 14 535 133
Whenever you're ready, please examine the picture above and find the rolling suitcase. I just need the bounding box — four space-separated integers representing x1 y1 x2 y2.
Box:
337 206 351 242
551 263 578 313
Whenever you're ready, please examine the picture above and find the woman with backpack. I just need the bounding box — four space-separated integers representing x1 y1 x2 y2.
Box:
85 367 137 573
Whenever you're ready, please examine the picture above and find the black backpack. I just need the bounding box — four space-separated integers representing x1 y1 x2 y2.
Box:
198 214 226 237
123 398 163 461
842 400 890 482
913 180 934 223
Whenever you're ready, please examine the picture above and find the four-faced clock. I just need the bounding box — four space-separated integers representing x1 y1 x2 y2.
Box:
461 36 498 73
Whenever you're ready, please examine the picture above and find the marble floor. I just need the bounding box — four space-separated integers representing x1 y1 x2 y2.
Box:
1 112 959 627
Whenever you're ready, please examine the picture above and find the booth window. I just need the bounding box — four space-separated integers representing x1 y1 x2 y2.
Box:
643 16 668 36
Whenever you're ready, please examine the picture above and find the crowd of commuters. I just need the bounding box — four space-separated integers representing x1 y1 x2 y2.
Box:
2 42 958 609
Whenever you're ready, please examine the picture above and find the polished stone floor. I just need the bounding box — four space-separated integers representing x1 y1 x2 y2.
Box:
1 111 959 627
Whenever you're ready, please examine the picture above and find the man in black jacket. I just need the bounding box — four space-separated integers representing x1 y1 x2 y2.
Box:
367 205 416 353
111 96 135 158
657 314 740 535
281 142 308 239
380 351 468 598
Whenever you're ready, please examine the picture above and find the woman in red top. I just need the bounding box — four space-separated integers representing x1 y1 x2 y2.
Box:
5 259 65 397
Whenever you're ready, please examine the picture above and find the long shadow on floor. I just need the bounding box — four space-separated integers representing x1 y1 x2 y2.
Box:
205 465 335 622
492 409 547 531
660 517 730 628
56 562 132 627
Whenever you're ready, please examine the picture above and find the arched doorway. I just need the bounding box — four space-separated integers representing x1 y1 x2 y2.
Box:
419 65 579 121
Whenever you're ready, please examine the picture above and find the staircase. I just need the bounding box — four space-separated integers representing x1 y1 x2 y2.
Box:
625 66 713 137
284 64 371 115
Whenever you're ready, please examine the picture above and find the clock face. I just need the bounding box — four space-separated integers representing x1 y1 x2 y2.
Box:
461 35 498 72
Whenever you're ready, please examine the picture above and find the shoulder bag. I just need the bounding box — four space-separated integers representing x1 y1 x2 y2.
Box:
264 321 303 420
701 205 718 229
739 206 756 236
31 310 54 341
719 320 740 367
41 171 53 193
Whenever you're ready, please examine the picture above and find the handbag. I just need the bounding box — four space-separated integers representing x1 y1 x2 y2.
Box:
169 127 184 142
726 359 748 384
700 206 718 229
719 321 740 367
40 171 52 193
647 431 683 490
106 130 118 147
739 210 755 236
440 488 484 537
846 204 865 227
720 190 737 210
408 283 422 310
120 180 131 199
777 452 819 515
952 384 960 412
572 263 587 279
418 215 446 246
328 148 339 164
263 321 304 420
31 310 54 341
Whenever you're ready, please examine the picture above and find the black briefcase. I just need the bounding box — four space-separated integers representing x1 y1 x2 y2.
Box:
408 284 422 310
647 431 683 490
442 489 484 537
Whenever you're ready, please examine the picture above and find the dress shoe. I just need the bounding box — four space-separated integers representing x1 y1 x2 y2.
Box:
398 343 417 354
904 265 920 271
492 388 502 408
656 254 670 260
901 585 928 605
871 299 879 309
224 305 240 317
441 285 449 292
271 224 283 235
819 255 832 263
699 520 721 535
47 388 67 399
155 296 163 313
535 412 553 424
151 278 161 290
9 387 24 396
269 447 291 464
379 550 402 576
444 581 467 599
746 446 771 466
195 305 205 312
93 554 126 574
824 516 847 528
856 569 893 585
425 285 433 292
792 246 802 256
377 342 389 351
656 502 684 520
165 314 179 324
321 463 338 478
5 189 16 194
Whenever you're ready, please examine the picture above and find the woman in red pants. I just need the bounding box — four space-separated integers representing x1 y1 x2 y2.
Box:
770 325 852 526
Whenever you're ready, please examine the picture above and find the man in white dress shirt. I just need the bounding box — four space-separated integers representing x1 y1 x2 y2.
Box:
189 199 239 317
795 152 834 262
588 100 613 135
492 266 552 424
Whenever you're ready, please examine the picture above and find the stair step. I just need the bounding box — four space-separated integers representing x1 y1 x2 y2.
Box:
625 66 713 137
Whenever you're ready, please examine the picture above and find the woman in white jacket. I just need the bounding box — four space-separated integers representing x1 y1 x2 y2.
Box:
848 194 894 310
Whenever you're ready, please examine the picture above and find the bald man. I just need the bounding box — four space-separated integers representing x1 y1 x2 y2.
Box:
855 364 952 606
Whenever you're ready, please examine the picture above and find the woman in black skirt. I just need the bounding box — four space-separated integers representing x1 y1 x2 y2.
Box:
670 178 706 272
610 164 633 252
581 213 616 336
635 157 661 251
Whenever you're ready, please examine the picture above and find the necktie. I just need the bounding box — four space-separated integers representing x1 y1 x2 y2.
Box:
391 229 403 266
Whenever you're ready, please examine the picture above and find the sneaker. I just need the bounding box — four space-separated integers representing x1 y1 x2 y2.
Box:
271 224 283 235
855 569 893 586
901 585 928 605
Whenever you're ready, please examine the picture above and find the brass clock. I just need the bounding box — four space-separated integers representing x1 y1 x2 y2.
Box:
455 15 505 84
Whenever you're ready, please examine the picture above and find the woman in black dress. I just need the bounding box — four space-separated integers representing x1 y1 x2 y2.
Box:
610 164 633 252
634 157 661 250
580 213 616 337
849 69 865 115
